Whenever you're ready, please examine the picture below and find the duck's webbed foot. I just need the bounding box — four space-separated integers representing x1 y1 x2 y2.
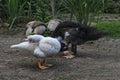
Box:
63 50 75 59
37 58 53 69
38 65 49 69
37 58 49 69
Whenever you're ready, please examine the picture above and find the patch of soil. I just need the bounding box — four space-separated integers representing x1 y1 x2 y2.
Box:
0 29 120 80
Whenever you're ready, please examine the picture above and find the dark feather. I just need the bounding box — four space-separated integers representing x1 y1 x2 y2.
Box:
51 21 107 44
51 21 107 55
50 21 80 38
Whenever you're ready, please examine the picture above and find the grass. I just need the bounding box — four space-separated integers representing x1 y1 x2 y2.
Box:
94 21 120 38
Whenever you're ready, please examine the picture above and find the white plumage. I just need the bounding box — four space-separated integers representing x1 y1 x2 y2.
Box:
10 41 38 52
10 35 61 69
39 37 61 56
33 37 61 58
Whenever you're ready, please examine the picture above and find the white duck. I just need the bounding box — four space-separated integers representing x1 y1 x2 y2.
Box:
10 35 61 69
26 21 46 36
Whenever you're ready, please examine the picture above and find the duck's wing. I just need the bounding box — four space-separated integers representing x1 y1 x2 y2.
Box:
50 21 80 38
51 21 107 45
39 37 61 54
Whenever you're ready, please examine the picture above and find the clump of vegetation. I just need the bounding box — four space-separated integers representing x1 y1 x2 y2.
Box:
43 30 51 37
64 0 103 25
33 0 52 23
0 0 120 39
5 0 26 29
95 22 120 38
104 0 120 13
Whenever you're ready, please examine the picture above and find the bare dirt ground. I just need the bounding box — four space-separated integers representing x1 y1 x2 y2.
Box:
0 28 120 80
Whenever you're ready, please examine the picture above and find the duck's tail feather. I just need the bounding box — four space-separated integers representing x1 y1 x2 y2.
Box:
10 42 29 49
10 44 20 48
84 27 108 40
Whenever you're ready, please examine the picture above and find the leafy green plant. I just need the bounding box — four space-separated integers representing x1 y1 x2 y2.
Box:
33 0 52 22
64 0 103 25
43 30 51 37
32 0 67 22
55 0 68 19
26 0 34 19
0 0 2 17
5 0 26 29
104 0 120 13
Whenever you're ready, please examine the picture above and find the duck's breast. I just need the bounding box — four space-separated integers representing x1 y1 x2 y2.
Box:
39 37 61 56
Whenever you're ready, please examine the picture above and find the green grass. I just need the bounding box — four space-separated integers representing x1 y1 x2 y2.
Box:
94 22 120 38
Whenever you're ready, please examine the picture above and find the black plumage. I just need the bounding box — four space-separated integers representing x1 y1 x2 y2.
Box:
51 21 107 55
